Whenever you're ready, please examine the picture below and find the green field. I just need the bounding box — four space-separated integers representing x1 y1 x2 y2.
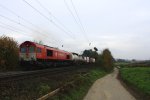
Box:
115 62 130 68
120 67 150 98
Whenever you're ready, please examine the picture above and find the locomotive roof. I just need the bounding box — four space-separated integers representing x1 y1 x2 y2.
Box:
72 52 79 55
43 45 58 49
20 41 70 53
20 41 58 49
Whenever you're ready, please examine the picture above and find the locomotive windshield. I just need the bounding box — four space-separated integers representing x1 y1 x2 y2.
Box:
20 47 27 53
20 46 35 53
29 46 35 53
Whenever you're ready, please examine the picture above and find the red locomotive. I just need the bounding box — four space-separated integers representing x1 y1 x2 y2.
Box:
19 41 72 66
19 41 96 68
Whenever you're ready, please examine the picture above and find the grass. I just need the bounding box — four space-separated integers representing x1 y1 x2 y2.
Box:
120 67 150 99
0 65 107 100
0 72 77 100
51 67 107 100
115 62 130 68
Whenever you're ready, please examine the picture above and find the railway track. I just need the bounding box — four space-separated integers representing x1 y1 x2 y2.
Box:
0 65 94 100
0 65 91 83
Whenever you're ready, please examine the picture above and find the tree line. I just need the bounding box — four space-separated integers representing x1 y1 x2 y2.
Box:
0 35 114 71
82 47 114 71
0 35 19 71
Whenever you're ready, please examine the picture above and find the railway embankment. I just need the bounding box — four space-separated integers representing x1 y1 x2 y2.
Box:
50 66 107 100
0 65 103 100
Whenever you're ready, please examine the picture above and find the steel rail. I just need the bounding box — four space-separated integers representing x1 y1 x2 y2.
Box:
0 66 78 82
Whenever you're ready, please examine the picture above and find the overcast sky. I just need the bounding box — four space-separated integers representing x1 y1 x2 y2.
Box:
0 0 150 60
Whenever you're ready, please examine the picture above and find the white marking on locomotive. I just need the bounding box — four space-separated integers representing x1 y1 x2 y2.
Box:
19 53 36 61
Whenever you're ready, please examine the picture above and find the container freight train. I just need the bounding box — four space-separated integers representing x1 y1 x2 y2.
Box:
19 41 95 67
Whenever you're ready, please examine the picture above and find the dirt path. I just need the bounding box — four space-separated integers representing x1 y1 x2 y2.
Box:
84 68 136 100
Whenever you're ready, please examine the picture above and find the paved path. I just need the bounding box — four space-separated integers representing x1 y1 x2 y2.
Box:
84 68 136 100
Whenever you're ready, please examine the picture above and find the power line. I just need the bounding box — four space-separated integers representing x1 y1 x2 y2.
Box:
0 14 43 37
35 0 75 38
0 14 27 29
0 21 31 36
0 21 46 39
22 0 75 39
70 0 89 42
63 0 90 44
0 21 26 33
0 3 62 44
0 24 36 38
0 21 50 41
0 4 20 19
0 3 60 43
0 14 58 45
0 23 58 45
64 0 80 29
0 24 22 33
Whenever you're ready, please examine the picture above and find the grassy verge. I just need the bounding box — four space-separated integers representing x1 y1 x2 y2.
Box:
0 66 107 100
120 67 150 100
51 67 107 100
0 75 70 100
0 65 106 100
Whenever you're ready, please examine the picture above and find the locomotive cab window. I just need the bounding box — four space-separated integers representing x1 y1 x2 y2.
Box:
20 47 27 53
67 55 70 59
47 49 53 56
29 46 35 53
37 47 42 53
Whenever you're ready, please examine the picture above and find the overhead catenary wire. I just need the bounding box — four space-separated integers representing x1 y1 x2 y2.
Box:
63 0 81 30
0 4 20 22
0 24 23 34
0 21 27 33
0 25 43 41
0 24 37 38
0 14 58 45
22 0 75 39
0 14 43 38
0 21 46 39
0 23 58 45
0 20 51 42
70 0 89 42
0 4 61 44
0 14 34 32
64 0 91 45
35 0 76 38
0 21 35 37
0 3 47 37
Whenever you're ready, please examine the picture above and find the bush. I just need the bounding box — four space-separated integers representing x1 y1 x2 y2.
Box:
0 35 19 71
101 49 114 71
